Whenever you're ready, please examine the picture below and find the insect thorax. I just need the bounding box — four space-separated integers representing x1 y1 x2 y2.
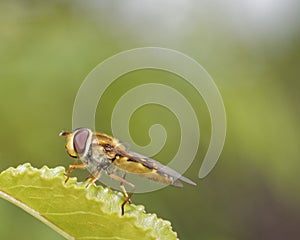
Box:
80 143 112 176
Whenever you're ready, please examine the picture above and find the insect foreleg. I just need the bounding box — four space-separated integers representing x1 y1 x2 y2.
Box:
65 160 87 183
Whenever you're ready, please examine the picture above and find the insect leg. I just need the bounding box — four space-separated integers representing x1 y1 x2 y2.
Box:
85 171 100 188
84 173 93 181
109 173 135 215
65 161 87 183
119 173 132 204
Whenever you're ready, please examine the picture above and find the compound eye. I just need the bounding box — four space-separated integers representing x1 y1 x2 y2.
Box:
73 129 89 154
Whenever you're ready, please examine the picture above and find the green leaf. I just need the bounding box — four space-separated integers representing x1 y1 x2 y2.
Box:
0 163 177 240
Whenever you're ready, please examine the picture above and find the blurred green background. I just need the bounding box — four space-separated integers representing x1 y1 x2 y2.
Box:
1 1 300 239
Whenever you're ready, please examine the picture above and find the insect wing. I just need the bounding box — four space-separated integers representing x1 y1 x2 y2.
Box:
113 148 196 187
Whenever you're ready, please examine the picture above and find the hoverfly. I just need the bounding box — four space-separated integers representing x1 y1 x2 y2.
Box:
60 128 196 215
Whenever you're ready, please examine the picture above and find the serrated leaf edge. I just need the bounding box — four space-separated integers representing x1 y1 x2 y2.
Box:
0 163 178 240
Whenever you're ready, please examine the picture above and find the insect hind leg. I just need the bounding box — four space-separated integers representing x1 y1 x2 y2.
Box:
119 173 132 204
109 173 135 215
